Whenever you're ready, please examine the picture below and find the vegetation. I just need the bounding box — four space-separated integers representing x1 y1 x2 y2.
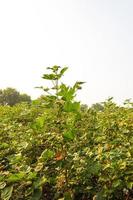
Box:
0 66 133 200
0 88 31 106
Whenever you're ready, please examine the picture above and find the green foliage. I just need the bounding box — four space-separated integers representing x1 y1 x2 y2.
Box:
0 88 31 106
0 66 133 199
91 102 104 111
19 93 31 103
0 88 20 106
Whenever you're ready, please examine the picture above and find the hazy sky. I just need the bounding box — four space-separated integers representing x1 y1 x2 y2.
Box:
0 0 133 105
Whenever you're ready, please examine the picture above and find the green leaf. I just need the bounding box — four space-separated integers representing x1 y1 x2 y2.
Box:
43 87 49 92
40 149 54 161
64 102 80 112
127 182 133 189
112 180 121 188
0 143 9 149
1 186 13 200
27 172 37 181
36 116 45 129
74 81 85 90
34 86 43 89
58 84 76 101
7 172 25 183
33 177 47 189
42 74 57 80
63 131 75 141
59 67 68 76
47 65 60 72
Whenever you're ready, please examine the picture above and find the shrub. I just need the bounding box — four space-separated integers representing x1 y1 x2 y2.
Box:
0 66 133 199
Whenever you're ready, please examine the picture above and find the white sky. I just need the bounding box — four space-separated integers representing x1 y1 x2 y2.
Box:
0 0 133 105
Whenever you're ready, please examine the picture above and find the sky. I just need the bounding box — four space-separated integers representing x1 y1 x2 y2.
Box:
0 0 133 105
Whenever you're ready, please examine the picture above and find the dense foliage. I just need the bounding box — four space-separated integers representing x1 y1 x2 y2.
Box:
0 66 133 200
0 88 31 106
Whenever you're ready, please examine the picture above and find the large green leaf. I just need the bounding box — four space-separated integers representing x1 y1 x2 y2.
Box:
64 102 80 112
59 67 68 77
